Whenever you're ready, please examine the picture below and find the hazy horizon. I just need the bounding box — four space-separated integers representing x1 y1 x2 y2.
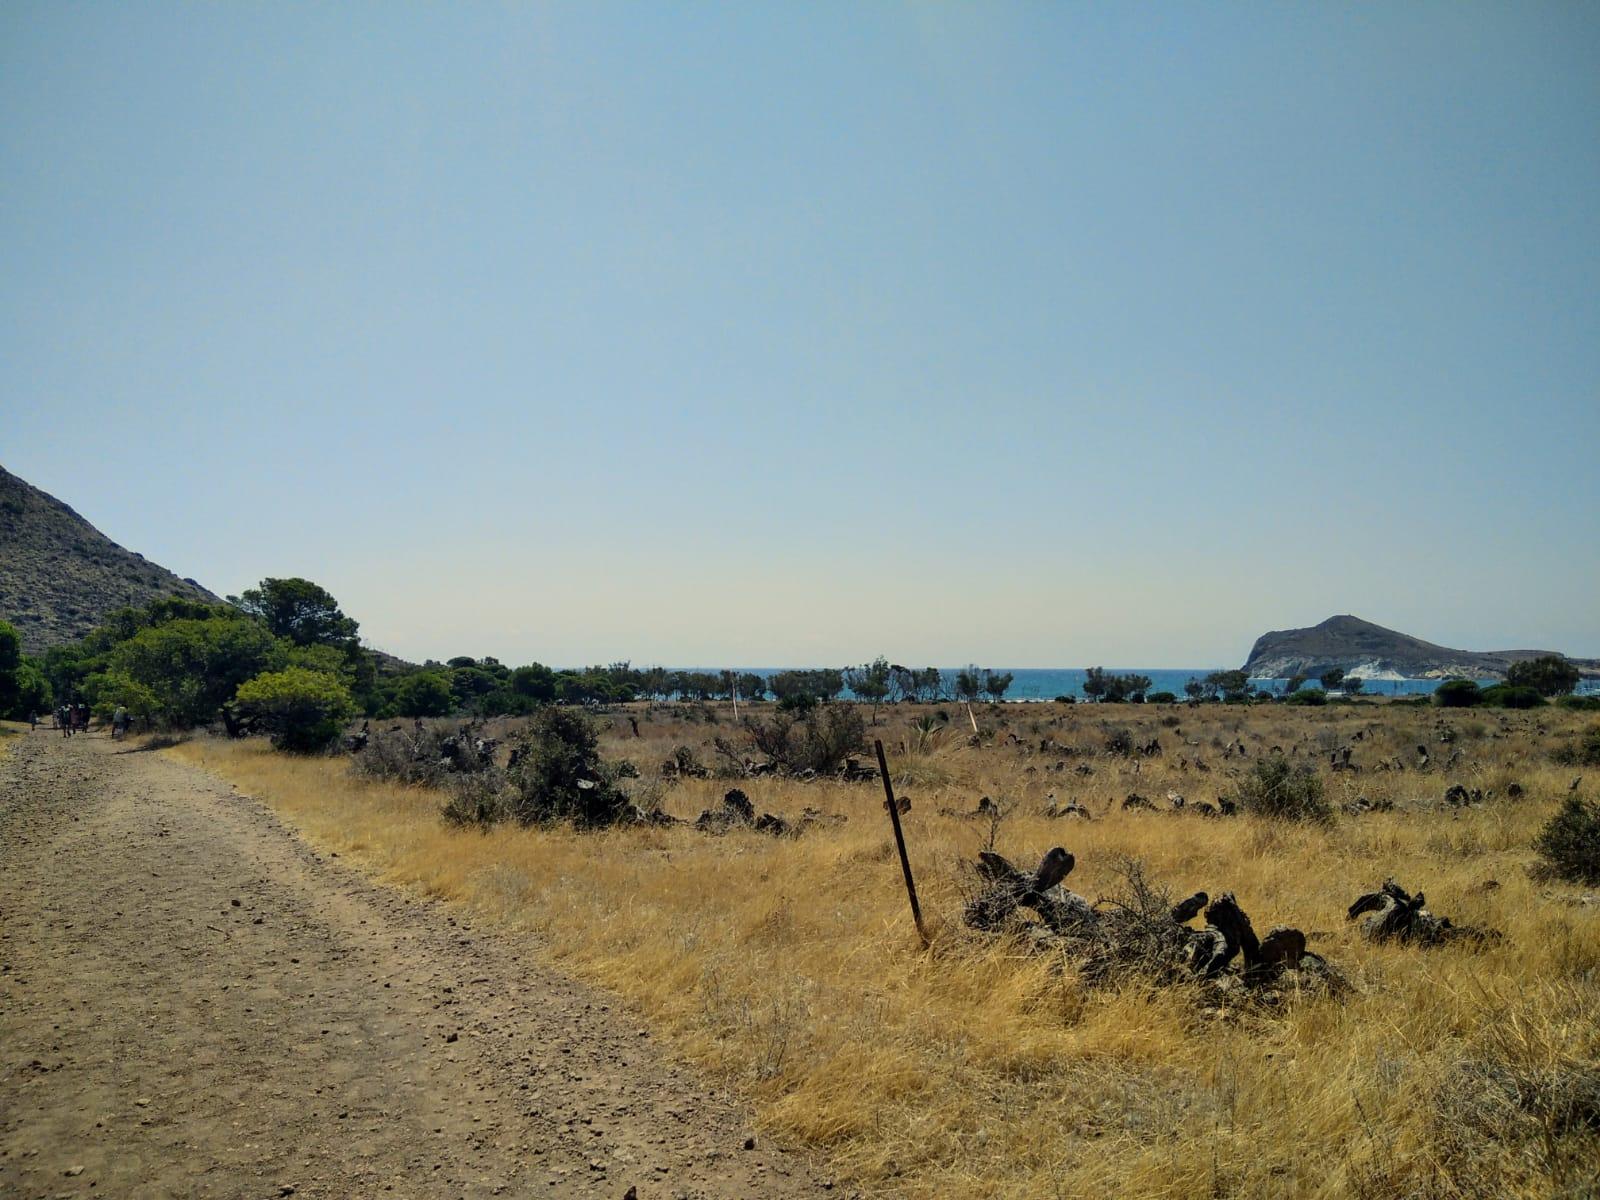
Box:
5 4 1597 666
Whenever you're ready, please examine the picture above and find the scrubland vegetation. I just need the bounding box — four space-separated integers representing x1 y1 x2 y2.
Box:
168 698 1600 1199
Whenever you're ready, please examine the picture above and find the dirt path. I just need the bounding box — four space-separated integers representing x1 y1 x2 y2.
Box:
0 732 835 1199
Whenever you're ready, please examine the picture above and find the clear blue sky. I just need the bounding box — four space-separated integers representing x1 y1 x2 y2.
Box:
3 3 1597 666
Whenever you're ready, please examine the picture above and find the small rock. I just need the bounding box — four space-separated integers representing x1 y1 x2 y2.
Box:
743 1136 756 1151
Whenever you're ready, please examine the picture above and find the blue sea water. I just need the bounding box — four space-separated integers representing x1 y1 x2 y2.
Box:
714 668 1565 702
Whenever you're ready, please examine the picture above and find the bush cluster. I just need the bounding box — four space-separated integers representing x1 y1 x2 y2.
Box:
742 703 866 775
1235 754 1331 823
1553 726 1600 769
438 709 631 829
1534 796 1600 886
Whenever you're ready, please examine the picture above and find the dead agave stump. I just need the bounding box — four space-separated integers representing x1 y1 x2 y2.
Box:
1347 880 1500 946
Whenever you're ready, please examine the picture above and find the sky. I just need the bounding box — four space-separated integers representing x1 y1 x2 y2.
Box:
3 2 1597 668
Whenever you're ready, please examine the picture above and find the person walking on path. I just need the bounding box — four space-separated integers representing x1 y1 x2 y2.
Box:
111 705 129 740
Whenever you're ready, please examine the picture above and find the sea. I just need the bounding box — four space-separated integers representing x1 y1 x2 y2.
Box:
717 669 1600 702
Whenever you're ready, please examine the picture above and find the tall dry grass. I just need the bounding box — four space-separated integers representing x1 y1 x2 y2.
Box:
169 701 1600 1198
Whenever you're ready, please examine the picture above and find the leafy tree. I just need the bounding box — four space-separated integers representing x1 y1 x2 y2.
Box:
845 657 892 721
233 668 355 752
1318 668 1346 691
0 620 21 716
0 624 51 719
768 669 843 707
1183 677 1207 702
1087 668 1153 702
1506 655 1581 698
9 660 53 718
509 663 557 703
1285 674 1308 695
101 617 282 727
230 578 359 649
1435 679 1483 708
984 670 1015 703
1205 670 1251 702
391 670 455 717
449 665 500 707
1342 676 1365 696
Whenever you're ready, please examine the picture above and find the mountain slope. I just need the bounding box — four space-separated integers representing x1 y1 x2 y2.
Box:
1241 614 1593 680
0 465 219 654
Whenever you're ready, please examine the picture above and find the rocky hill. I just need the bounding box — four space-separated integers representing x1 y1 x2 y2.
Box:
1242 614 1597 681
0 465 219 655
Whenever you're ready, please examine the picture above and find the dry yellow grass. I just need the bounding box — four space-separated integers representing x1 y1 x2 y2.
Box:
169 701 1600 1198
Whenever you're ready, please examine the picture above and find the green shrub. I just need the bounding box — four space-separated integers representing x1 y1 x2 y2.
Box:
744 703 866 775
1553 726 1600 768
1482 684 1544 710
233 667 356 753
1286 688 1327 706
1533 796 1600 885
502 707 629 827
1236 754 1330 823
1555 694 1600 713
1147 691 1178 704
1435 679 1484 708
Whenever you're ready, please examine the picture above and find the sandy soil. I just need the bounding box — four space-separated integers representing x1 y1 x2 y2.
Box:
0 731 834 1199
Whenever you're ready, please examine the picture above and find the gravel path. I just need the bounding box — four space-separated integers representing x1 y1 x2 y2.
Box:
0 731 832 1199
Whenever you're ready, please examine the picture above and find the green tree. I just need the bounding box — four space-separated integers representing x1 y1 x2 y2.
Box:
233 668 355 752
1505 655 1581 698
1206 670 1251 702
984 669 1016 704
768 669 844 707
1319 668 1346 691
0 620 21 716
103 617 282 727
392 670 455 717
509 663 557 703
230 578 359 649
1342 676 1365 696
845 657 892 722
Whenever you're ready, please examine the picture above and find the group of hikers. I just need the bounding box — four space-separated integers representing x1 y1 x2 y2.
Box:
30 703 134 740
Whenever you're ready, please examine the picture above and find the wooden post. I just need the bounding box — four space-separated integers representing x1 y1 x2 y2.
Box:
875 739 927 947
